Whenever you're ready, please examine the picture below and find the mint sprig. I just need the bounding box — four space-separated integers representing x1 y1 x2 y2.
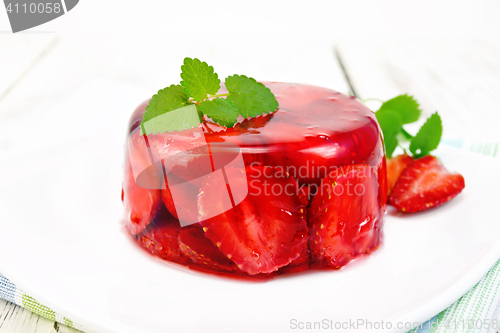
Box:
141 58 279 134
374 95 442 158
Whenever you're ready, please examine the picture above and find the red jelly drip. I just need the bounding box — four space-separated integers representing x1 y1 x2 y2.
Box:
123 82 387 278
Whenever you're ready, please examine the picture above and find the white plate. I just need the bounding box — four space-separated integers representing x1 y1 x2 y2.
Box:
0 81 500 333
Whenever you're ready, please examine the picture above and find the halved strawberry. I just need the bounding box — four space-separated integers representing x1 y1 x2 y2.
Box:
386 154 414 195
178 226 238 272
136 216 189 265
388 155 465 213
308 165 383 268
198 166 309 275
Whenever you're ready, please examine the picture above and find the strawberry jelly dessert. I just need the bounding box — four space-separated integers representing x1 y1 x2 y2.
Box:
122 82 387 277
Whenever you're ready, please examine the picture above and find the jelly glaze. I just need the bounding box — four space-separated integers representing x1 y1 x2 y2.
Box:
123 82 387 278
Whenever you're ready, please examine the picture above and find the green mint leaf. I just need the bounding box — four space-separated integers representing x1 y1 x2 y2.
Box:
378 94 421 124
141 84 190 133
199 98 239 128
225 75 279 118
180 58 220 102
410 112 442 158
141 104 200 135
142 84 190 122
376 109 403 158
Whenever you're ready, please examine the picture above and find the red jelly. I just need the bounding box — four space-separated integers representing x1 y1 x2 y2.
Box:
122 82 387 277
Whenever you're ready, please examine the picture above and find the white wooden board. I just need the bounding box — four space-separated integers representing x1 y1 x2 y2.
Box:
337 38 500 141
0 299 81 333
0 34 58 103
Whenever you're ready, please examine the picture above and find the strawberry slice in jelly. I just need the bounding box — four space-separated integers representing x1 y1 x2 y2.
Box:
277 246 310 275
123 130 161 235
123 161 160 235
308 165 383 268
178 226 238 273
198 165 308 275
136 215 189 265
160 153 212 222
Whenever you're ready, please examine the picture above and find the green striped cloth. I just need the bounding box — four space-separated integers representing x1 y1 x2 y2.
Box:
0 272 86 332
409 261 500 333
0 139 498 333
